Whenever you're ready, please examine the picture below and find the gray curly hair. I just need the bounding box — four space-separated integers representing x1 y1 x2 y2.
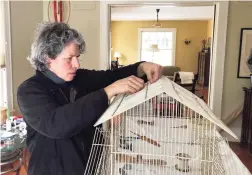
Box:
27 22 85 71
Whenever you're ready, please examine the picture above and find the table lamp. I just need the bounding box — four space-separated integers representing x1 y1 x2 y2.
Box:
113 52 122 67
150 44 159 59
151 44 159 52
113 52 121 62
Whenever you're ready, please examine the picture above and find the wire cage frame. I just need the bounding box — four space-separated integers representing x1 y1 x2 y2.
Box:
84 77 250 175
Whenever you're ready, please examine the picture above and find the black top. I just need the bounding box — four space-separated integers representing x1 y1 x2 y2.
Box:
17 62 145 175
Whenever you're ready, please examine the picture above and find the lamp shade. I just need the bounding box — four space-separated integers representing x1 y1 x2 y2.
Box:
153 22 162 28
150 44 159 52
113 52 122 58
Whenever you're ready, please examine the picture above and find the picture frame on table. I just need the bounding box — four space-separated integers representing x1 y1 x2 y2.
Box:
237 28 252 78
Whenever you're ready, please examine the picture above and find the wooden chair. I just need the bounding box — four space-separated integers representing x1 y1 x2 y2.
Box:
173 72 204 100
162 66 181 80
173 72 198 93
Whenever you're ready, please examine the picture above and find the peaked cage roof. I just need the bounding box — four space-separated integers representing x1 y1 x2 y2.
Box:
94 76 237 139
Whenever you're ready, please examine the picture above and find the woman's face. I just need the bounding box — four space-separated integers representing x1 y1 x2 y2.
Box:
48 42 81 81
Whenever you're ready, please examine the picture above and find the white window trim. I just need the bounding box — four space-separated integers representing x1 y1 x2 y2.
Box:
2 1 13 110
137 28 177 66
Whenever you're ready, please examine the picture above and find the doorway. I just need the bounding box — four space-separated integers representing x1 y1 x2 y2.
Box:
100 1 229 119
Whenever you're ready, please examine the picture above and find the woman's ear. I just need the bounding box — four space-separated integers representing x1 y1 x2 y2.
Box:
46 57 52 68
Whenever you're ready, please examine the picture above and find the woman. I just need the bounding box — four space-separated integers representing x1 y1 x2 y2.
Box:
17 22 162 175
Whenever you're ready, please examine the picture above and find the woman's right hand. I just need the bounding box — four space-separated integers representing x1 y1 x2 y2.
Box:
104 75 145 100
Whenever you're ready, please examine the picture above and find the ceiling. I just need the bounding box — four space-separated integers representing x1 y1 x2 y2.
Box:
111 6 214 21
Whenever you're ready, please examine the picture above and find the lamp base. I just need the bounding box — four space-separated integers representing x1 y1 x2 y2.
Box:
111 60 118 70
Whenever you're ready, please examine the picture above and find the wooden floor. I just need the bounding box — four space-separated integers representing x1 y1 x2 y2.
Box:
1 163 27 175
195 84 209 104
229 142 252 173
3 142 251 175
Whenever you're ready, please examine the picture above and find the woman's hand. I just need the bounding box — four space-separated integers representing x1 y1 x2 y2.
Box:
104 75 144 100
138 62 163 83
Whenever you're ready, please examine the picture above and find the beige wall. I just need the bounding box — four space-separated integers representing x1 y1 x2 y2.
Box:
221 2 252 141
10 1 43 115
111 20 208 73
207 20 213 38
43 1 101 70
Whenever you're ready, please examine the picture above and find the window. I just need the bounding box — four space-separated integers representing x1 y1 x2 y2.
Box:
138 28 176 66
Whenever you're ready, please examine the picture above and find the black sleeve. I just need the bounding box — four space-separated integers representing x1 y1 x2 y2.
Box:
76 62 147 92
17 81 109 139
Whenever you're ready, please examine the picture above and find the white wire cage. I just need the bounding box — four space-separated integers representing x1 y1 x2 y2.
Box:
84 76 251 175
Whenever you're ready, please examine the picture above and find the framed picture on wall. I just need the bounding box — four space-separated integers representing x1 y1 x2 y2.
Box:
237 28 252 78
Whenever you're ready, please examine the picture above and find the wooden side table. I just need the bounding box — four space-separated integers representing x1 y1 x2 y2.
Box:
1 148 23 175
1 130 27 174
241 87 252 155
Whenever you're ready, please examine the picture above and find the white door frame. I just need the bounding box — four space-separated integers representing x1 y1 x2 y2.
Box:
1 0 13 110
100 1 229 119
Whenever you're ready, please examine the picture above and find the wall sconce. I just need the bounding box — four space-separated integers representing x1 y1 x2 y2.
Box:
184 39 191 45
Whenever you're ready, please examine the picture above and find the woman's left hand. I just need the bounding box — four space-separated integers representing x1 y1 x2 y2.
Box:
139 62 163 83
